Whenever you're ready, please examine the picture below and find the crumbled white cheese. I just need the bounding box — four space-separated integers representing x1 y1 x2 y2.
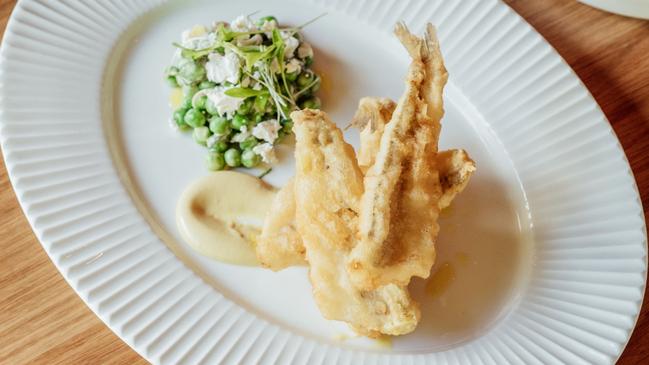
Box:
297 42 313 60
205 87 244 117
252 143 277 164
248 70 263 90
206 134 223 148
281 31 300 58
182 25 207 41
260 19 278 38
231 125 252 143
230 15 255 32
285 58 302 74
181 25 217 50
205 52 241 84
236 34 263 47
252 119 281 143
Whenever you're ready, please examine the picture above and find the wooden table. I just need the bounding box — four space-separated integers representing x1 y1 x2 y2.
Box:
1 0 647 363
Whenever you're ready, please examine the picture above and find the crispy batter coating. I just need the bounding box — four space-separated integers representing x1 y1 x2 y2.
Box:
256 177 305 270
355 97 398 174
348 23 448 289
437 149 476 210
292 109 420 336
257 98 475 271
255 23 474 337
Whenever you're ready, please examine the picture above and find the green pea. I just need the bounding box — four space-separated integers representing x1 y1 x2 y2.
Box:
199 80 216 90
194 95 207 110
180 96 193 110
232 114 249 130
241 149 261 168
179 60 205 82
173 107 189 125
257 16 278 26
209 116 231 135
205 99 219 115
206 151 226 171
239 136 258 150
224 148 242 167
184 108 206 128
166 75 179 88
297 71 315 88
254 95 269 113
286 71 299 82
238 98 253 115
193 126 211 145
209 140 229 153
300 97 321 110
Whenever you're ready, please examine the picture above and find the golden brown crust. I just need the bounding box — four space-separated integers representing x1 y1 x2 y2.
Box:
256 178 305 270
348 23 447 289
292 109 420 336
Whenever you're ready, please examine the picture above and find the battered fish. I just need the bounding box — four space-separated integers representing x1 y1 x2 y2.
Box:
257 97 475 271
353 97 397 174
292 109 419 336
256 177 305 269
348 23 448 289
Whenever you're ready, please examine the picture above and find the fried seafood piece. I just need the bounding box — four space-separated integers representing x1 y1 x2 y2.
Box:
348 23 448 290
437 149 476 210
352 97 397 174
292 109 420 336
256 177 305 270
256 97 475 271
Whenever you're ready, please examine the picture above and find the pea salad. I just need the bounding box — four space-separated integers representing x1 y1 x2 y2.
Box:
165 14 321 171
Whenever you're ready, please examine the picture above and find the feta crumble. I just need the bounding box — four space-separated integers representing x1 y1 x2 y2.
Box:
231 125 252 143
205 52 241 84
205 87 244 117
285 58 302 74
252 119 281 143
236 34 263 47
260 19 278 38
252 143 278 164
181 25 217 50
230 15 255 32
281 31 300 58
206 134 223 148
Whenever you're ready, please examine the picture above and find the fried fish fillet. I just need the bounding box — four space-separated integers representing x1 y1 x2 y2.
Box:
257 97 475 271
292 109 419 336
348 23 448 290
357 96 475 211
353 97 397 174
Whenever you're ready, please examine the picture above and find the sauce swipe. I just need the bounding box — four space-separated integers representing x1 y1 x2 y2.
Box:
176 171 277 266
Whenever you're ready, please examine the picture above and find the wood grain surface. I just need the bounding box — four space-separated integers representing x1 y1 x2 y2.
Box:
1 1 647 364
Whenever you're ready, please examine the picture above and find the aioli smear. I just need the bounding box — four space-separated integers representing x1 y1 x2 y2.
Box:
176 171 277 265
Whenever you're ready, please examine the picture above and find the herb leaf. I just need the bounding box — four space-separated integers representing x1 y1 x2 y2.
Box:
224 87 269 98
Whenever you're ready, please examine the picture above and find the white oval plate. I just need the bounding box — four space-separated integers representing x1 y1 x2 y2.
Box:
1 0 646 364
